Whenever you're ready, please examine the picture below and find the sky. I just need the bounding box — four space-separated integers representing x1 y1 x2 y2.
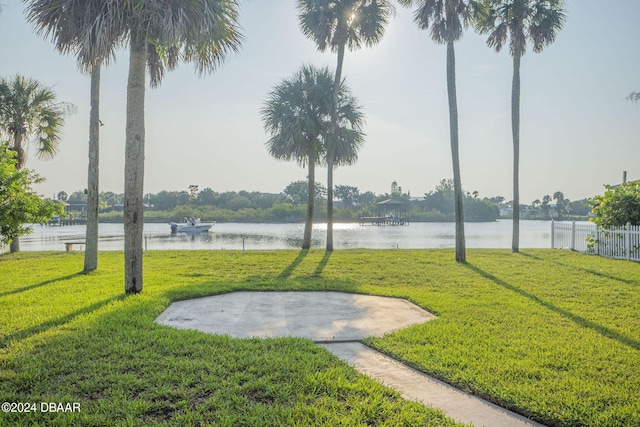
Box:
0 0 638 204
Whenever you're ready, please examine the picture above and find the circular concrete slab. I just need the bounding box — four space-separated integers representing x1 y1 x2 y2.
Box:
155 291 435 342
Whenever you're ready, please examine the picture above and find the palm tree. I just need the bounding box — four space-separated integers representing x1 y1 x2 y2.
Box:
629 92 640 103
123 1 242 294
262 66 331 249
262 65 365 250
476 0 565 252
25 0 124 272
397 0 482 263
553 190 566 219
297 0 392 252
0 75 73 253
26 1 242 292
540 194 552 218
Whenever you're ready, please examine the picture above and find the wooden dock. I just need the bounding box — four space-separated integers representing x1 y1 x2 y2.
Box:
361 199 410 226
48 216 87 226
359 216 409 226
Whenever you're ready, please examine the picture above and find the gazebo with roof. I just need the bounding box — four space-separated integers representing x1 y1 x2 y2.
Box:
359 199 409 226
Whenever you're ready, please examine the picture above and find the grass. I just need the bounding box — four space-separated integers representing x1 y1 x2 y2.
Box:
0 249 638 426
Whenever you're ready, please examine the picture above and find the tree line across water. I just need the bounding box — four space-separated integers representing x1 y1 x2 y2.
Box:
54 179 590 224
3 0 632 291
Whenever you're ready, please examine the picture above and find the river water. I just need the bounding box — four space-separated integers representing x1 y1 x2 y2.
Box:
10 220 554 252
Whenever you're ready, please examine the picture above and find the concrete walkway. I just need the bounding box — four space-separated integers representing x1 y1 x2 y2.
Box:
322 342 545 427
156 291 546 427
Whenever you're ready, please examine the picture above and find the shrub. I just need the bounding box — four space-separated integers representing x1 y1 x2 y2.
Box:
589 181 640 227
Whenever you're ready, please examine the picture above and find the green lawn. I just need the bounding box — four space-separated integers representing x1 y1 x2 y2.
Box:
1 249 638 426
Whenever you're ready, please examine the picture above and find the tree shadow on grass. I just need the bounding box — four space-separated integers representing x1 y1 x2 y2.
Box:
1 290 428 427
163 251 358 304
278 250 309 279
519 251 638 287
314 251 332 277
466 262 640 351
0 272 85 297
0 294 128 349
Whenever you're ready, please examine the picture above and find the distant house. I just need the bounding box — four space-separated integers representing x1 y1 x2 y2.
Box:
66 202 87 214
500 205 535 219
610 171 637 188
112 203 152 212
610 179 638 189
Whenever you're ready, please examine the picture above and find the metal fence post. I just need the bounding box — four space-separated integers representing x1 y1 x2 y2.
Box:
551 220 555 248
570 221 576 250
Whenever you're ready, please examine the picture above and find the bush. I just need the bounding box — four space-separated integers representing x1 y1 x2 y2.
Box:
411 209 451 222
0 145 62 245
589 181 640 227
463 198 500 222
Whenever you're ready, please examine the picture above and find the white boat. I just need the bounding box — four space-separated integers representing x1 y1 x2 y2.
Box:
170 217 215 233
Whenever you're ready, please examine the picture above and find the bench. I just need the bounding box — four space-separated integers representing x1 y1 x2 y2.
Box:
64 241 86 252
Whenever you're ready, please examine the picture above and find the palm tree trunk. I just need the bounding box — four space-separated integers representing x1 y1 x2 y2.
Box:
124 34 147 294
446 41 466 263
327 42 346 252
84 65 101 272
303 157 315 250
511 55 521 253
11 131 26 170
9 132 25 253
326 154 334 251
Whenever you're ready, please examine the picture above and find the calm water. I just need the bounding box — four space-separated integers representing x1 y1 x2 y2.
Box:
11 220 553 252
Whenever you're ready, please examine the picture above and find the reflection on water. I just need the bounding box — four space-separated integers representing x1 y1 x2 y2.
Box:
7 220 555 252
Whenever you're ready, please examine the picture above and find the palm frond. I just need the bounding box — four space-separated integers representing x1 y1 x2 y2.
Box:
27 0 244 82
351 0 395 49
0 75 71 167
35 108 62 160
25 0 126 72
477 0 566 58
401 0 474 44
147 41 166 88
262 64 366 170
297 0 338 52
138 0 243 87
297 0 393 53
528 1 566 53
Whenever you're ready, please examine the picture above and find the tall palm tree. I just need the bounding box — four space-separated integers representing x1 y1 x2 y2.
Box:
629 92 639 103
124 1 242 294
262 65 365 250
262 66 331 249
0 75 73 253
397 0 481 263
27 1 242 293
297 0 392 252
477 0 565 253
25 0 124 272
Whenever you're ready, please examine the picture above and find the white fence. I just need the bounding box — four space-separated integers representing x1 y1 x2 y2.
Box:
551 220 640 262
